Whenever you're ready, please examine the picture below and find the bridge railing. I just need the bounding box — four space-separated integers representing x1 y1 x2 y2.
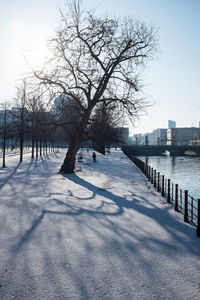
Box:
122 148 200 237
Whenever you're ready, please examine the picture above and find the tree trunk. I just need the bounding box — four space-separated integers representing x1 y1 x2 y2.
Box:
59 133 80 173
59 109 92 173
20 109 24 163
31 136 34 159
36 139 38 157
40 139 42 156
2 108 7 168
2 135 6 168
31 119 34 159
19 134 24 163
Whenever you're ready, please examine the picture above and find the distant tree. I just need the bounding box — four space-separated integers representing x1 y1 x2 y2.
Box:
34 0 158 173
52 94 81 144
12 79 31 162
89 103 124 152
24 82 54 158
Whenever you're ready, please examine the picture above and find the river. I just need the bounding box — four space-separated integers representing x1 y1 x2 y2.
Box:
139 155 200 200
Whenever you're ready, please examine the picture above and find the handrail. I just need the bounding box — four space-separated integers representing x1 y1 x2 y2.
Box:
122 148 200 237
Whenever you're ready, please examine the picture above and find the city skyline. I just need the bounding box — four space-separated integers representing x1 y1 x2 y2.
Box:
0 0 199 134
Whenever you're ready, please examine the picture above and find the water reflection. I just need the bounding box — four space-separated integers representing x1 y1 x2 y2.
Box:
140 156 200 199
172 156 176 167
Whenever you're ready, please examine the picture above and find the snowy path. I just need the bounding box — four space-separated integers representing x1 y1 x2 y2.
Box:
0 149 200 300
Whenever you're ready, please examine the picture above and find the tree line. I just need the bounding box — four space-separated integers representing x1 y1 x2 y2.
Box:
0 79 126 168
0 80 55 167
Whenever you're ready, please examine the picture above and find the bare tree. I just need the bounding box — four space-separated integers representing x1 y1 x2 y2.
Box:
89 103 124 153
24 82 54 158
12 79 31 162
34 0 158 173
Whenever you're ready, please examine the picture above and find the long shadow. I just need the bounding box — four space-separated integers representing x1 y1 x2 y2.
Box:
11 198 123 254
12 212 45 252
0 162 21 190
11 171 129 252
12 171 200 257
4 154 200 299
62 173 200 254
7 170 200 300
63 173 155 210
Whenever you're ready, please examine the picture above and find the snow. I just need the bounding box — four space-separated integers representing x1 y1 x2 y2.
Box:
0 149 200 300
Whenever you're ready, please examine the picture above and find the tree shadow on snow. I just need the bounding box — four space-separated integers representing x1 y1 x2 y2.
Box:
0 162 21 190
7 169 200 300
12 172 200 257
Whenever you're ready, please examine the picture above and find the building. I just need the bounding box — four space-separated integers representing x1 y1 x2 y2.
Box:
132 133 147 145
168 120 176 129
147 128 167 145
52 94 71 113
0 109 15 126
167 127 200 145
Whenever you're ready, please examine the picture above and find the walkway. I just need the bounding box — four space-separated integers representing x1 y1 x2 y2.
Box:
0 150 199 299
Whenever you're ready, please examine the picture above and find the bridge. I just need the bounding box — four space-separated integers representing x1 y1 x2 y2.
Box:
122 145 200 156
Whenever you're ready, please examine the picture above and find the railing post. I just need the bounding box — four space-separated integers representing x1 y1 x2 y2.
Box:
161 175 165 197
146 164 149 178
191 197 193 222
145 163 148 177
157 172 160 191
184 190 188 223
148 166 151 181
151 168 154 184
167 179 171 203
196 199 200 237
174 184 178 211
180 189 183 209
154 170 156 187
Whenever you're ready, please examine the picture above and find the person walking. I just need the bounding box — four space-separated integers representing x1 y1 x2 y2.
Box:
92 152 96 162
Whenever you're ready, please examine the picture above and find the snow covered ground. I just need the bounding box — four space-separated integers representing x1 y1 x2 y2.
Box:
0 149 200 300
0 148 32 158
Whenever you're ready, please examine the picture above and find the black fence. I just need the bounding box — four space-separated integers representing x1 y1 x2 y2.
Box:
122 149 200 237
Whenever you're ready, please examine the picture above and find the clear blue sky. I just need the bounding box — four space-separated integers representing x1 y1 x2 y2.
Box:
0 0 200 134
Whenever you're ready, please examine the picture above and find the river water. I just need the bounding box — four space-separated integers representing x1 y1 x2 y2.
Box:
139 155 200 200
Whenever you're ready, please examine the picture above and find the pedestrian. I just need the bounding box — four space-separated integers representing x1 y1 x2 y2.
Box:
92 152 96 162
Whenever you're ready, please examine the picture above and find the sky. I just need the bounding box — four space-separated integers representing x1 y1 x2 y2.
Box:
0 0 200 134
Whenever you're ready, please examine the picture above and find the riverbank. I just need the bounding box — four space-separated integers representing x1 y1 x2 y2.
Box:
0 149 200 299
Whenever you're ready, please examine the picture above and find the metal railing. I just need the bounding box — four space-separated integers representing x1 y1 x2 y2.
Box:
122 149 200 237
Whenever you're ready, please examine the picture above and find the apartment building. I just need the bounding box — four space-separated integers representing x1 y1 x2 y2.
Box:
167 127 200 145
147 128 167 145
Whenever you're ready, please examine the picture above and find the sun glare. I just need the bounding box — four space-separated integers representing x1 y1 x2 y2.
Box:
23 41 51 70
10 19 24 33
10 19 51 72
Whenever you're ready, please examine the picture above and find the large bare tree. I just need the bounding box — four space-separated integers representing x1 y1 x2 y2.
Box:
35 0 158 173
